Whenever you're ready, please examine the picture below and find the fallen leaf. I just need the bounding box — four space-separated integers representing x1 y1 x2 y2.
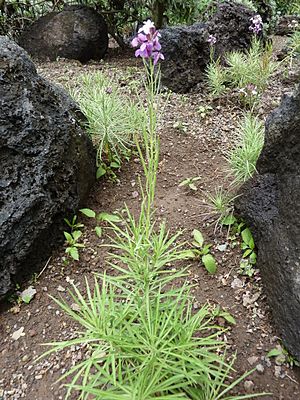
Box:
71 303 81 312
20 286 36 304
12 327 25 341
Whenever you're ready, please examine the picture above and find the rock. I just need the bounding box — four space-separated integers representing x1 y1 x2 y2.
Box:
206 1 258 56
275 15 300 36
247 355 259 366
256 363 265 374
0 37 95 297
244 380 254 393
235 86 300 361
160 1 256 93
231 277 244 289
18 5 108 62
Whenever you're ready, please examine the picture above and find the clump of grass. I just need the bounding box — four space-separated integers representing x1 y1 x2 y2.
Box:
202 186 239 232
226 113 265 183
206 39 277 108
206 60 228 97
71 71 145 171
287 29 300 57
226 39 276 93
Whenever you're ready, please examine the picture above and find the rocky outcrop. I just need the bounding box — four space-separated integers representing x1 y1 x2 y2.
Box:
159 1 257 93
18 5 108 62
275 15 300 36
0 36 96 297
235 86 300 361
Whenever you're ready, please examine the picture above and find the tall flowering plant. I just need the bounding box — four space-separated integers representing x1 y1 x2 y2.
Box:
131 19 164 230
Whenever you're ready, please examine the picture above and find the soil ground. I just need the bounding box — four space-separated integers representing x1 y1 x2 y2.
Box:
1 42 300 400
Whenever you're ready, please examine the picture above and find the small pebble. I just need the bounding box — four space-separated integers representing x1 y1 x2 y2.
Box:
244 380 254 393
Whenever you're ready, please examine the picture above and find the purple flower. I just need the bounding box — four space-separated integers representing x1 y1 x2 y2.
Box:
249 14 263 35
131 19 164 65
207 35 217 45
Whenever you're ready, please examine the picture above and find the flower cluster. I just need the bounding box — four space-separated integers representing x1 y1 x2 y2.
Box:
249 14 263 35
239 83 258 97
131 19 164 64
207 34 217 46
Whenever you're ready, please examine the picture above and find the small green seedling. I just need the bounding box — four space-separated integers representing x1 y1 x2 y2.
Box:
173 121 188 134
190 229 217 274
238 227 257 277
80 208 122 238
267 345 300 368
198 105 213 119
64 215 84 231
211 305 236 325
179 177 201 191
241 227 257 263
64 230 84 261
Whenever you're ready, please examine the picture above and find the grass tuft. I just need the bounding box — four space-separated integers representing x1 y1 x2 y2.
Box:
226 113 264 183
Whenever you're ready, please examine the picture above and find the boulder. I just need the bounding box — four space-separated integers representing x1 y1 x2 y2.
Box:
275 15 300 36
235 86 300 360
159 1 257 93
18 5 108 62
0 36 96 297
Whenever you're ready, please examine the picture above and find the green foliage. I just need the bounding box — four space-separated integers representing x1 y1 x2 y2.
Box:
64 231 84 261
71 71 145 178
205 60 228 97
274 0 300 15
190 229 217 274
64 216 85 261
267 345 300 367
206 39 276 107
226 39 276 96
239 227 257 277
203 187 238 230
198 104 213 118
44 276 264 400
226 113 265 183
80 208 122 238
179 176 201 191
287 29 300 57
211 305 237 325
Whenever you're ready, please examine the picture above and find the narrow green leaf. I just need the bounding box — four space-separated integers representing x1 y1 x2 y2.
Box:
189 183 198 191
221 311 236 325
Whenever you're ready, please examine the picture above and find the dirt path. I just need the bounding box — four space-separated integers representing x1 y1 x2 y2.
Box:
1 53 300 400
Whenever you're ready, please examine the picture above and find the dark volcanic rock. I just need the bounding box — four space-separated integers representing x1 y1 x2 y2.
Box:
275 15 300 36
235 86 300 360
160 1 256 93
0 36 95 297
159 23 209 93
18 5 108 62
207 1 257 56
